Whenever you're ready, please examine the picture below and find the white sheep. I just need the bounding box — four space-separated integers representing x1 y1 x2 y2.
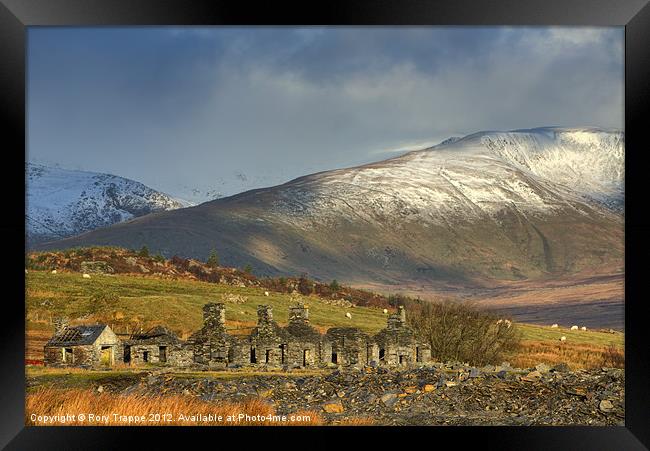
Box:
560 336 567 342
551 324 559 328
345 312 352 319
496 319 503 325
570 325 579 330
580 326 587 331
504 319 512 328
51 270 57 274
383 309 388 314
82 273 91 279
264 291 269 297
25 269 28 274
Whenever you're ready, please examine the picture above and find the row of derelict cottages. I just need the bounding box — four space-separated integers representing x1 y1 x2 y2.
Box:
44 303 432 369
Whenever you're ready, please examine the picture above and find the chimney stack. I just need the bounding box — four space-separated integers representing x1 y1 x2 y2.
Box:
203 303 226 329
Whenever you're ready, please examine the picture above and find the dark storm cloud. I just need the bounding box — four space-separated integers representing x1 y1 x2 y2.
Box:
27 27 623 199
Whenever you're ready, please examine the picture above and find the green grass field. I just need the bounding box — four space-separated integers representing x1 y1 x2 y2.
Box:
26 271 387 336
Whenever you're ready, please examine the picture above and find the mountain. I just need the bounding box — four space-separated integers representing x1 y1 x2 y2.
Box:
35 127 624 286
26 163 188 245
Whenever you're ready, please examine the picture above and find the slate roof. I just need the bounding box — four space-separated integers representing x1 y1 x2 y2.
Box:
128 326 181 344
46 325 107 347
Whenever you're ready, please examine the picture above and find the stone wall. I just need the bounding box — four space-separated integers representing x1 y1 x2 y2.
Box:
128 343 193 367
248 305 291 366
374 306 430 366
324 328 370 367
190 303 246 368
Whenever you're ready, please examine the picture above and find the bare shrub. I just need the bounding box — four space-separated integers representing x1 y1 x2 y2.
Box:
407 301 521 366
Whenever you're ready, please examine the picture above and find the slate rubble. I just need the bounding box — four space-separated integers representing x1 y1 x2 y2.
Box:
107 363 624 426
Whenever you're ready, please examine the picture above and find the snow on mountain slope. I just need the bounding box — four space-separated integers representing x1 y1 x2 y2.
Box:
26 163 187 245
452 127 623 210
264 126 624 226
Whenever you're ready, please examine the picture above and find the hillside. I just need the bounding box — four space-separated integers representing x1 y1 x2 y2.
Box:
26 163 188 245
34 127 624 287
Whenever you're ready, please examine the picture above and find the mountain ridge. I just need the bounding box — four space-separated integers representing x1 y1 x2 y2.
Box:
34 127 624 287
26 163 187 245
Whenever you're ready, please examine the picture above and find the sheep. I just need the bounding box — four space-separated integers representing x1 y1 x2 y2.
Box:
82 273 91 279
570 325 579 330
345 312 352 319
51 270 57 274
496 319 503 325
383 309 388 314
504 319 512 329
25 269 28 274
580 326 587 331
264 291 270 297
560 336 567 342
551 324 559 328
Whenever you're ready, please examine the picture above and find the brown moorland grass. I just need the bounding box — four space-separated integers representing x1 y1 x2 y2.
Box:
26 387 372 426
25 387 372 426
508 340 625 370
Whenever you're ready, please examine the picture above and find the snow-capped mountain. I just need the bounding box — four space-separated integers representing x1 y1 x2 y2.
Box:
36 127 624 285
26 163 187 245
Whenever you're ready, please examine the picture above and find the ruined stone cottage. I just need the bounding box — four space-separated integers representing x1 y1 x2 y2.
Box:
44 303 431 369
44 321 122 368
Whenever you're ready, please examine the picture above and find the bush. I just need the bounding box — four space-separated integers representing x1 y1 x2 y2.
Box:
329 279 340 291
407 301 521 366
153 254 165 263
243 264 253 274
138 245 150 258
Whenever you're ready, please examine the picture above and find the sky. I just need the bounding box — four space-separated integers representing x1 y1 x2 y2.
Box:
27 27 624 202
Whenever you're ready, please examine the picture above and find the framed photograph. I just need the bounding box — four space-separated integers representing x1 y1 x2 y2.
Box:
2 0 649 448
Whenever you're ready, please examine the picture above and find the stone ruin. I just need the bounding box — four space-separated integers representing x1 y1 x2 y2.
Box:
44 302 431 369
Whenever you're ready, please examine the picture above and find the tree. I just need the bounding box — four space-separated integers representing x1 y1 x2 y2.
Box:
206 249 220 268
297 274 313 295
138 245 150 258
329 279 340 291
243 264 253 274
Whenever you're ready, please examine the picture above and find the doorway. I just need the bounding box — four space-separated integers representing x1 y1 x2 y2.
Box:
303 349 310 366
100 346 113 366
159 346 167 363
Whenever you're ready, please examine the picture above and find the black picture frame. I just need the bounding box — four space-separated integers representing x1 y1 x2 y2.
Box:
2 0 649 449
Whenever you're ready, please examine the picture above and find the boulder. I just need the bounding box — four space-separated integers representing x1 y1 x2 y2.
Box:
322 399 345 413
